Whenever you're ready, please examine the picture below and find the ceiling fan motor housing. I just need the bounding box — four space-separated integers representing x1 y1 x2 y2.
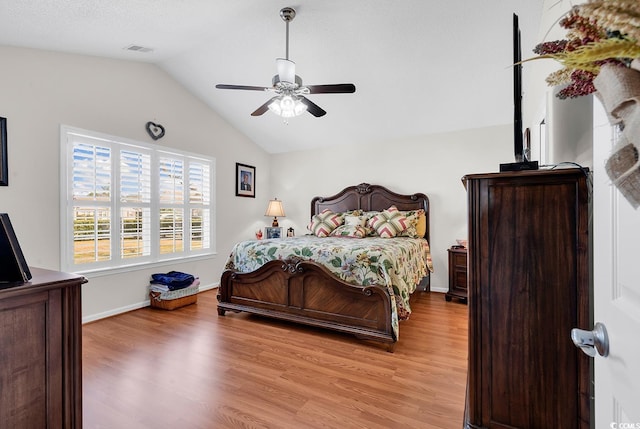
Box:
272 74 303 88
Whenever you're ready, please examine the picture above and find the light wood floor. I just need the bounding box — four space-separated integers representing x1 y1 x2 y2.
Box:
82 290 468 429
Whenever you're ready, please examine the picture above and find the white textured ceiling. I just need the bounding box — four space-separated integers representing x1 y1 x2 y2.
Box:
0 0 543 154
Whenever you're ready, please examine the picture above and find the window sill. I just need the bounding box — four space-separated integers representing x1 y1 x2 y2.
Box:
71 252 218 279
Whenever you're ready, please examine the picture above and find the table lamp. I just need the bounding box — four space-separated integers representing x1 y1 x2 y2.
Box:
265 198 285 227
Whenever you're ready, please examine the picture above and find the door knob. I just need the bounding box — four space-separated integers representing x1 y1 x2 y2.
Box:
571 322 609 357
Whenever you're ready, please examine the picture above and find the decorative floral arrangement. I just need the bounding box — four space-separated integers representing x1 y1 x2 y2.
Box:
530 0 640 99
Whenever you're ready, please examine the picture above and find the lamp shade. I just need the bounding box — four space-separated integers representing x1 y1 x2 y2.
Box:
265 198 285 227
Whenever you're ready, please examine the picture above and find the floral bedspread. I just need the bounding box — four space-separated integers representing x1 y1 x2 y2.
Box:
224 235 434 339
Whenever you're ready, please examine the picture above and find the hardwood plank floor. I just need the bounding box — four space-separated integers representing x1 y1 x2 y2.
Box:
82 290 468 429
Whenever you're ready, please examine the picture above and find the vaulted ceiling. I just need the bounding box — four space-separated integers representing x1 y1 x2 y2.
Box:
0 1 543 153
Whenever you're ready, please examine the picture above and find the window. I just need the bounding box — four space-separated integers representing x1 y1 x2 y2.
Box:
60 126 215 273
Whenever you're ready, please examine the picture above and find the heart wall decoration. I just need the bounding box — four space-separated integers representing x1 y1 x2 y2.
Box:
145 121 165 140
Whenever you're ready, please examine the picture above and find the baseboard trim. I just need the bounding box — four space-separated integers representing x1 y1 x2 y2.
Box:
82 282 219 324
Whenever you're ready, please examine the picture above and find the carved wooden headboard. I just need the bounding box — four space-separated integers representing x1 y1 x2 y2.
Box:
310 183 430 242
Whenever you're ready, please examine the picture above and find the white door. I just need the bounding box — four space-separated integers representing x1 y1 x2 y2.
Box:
592 99 640 427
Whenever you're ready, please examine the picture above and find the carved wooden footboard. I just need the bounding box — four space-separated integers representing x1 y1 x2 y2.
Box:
218 257 396 348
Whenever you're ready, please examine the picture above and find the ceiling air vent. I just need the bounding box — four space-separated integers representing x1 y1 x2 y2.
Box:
124 45 154 53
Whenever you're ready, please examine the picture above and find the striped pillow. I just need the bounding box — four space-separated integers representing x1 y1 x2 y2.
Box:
368 206 409 238
308 209 344 237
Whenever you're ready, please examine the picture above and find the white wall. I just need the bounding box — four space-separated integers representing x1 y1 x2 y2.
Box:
0 46 271 321
268 125 513 292
523 0 593 167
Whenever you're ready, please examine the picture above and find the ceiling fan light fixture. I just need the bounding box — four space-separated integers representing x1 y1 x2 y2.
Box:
268 95 307 118
293 99 308 116
215 6 355 119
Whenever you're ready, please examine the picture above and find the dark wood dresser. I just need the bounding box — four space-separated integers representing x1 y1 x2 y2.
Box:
463 168 590 429
0 267 86 428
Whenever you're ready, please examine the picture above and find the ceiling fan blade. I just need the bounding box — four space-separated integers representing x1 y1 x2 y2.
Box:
306 84 356 94
300 97 326 117
216 84 269 91
251 97 279 116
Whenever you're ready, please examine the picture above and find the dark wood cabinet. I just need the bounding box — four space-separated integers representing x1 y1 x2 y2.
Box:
463 169 590 429
446 247 467 303
0 267 86 428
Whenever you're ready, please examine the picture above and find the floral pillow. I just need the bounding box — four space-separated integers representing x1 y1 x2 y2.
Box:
308 209 344 237
342 209 363 217
330 224 367 238
398 209 427 238
414 210 427 238
344 214 366 227
367 206 409 238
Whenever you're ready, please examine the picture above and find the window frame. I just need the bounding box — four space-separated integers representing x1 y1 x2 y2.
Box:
60 125 216 275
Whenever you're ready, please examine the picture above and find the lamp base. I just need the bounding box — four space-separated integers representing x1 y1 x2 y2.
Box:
271 218 279 227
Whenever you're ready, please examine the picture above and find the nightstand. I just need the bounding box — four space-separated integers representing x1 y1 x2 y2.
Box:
446 246 467 303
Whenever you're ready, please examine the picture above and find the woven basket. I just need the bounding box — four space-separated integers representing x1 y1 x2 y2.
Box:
149 289 198 310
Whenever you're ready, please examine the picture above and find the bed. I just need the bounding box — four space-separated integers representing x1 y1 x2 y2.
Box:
217 183 432 351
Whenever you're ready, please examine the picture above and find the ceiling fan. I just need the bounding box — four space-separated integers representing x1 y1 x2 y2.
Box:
215 7 356 119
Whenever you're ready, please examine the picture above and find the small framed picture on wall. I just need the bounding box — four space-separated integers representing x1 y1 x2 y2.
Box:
235 163 255 198
1 117 7 186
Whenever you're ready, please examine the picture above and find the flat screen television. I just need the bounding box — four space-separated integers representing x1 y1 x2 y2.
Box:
0 213 32 286
500 13 538 172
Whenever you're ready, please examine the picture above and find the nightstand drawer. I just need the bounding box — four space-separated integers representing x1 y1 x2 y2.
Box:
446 247 467 303
452 252 467 269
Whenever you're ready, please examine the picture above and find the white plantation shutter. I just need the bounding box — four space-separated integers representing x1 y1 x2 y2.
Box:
159 156 184 204
189 161 211 250
120 207 150 259
73 142 111 202
159 155 184 256
70 140 113 264
120 150 151 203
61 126 215 272
189 162 210 204
159 208 184 254
120 149 151 259
73 207 111 264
